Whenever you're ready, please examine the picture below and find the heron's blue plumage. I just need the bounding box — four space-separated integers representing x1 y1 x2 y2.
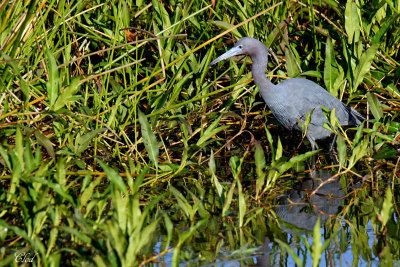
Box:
210 37 363 151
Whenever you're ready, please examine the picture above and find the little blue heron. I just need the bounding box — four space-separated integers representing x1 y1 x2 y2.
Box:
210 37 364 157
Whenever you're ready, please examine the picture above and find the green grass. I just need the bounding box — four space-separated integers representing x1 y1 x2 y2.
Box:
0 0 400 266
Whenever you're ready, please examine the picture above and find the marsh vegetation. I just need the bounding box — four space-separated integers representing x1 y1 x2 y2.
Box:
0 0 399 266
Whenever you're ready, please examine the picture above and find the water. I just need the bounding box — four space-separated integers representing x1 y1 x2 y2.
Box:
148 170 399 266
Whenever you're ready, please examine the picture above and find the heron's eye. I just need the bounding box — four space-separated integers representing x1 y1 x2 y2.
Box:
239 45 242 49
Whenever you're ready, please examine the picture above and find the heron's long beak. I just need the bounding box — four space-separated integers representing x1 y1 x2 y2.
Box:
209 46 244 66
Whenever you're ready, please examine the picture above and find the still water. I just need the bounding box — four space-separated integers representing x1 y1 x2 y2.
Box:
151 170 399 266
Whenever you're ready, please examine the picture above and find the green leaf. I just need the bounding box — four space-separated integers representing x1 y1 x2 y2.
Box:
352 43 379 92
0 146 11 170
15 127 24 169
53 77 81 111
211 21 241 38
275 239 304 266
345 0 360 44
0 220 45 255
93 255 108 267
329 108 339 135
229 152 247 180
371 15 398 45
386 83 400 98
138 110 159 168
301 70 322 79
255 141 266 196
266 17 290 47
209 150 223 197
47 228 58 257
222 183 236 217
60 226 91 243
276 137 283 160
1 52 20 75
46 49 60 107
311 218 323 267
285 48 301 77
300 109 315 138
76 128 107 154
380 188 393 227
171 219 207 266
324 38 340 97
169 186 194 220
127 218 160 266
20 79 30 104
337 134 346 167
237 178 246 227
374 144 397 159
132 165 149 194
106 219 126 259
196 125 229 147
186 189 209 219
80 174 103 207
278 150 318 174
34 130 55 159
366 92 383 120
264 126 275 159
353 122 364 147
196 116 228 147
163 214 173 249
31 176 74 203
348 139 368 168
98 160 128 194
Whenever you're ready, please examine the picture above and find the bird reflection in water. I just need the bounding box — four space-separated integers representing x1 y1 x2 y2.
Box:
253 171 345 266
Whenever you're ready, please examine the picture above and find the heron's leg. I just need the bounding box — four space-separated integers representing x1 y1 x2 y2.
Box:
329 134 338 152
329 135 338 165
309 139 317 170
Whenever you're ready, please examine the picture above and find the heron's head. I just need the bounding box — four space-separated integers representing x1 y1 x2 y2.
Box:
209 37 269 66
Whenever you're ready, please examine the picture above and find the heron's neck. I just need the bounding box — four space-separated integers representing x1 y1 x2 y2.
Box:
251 58 275 93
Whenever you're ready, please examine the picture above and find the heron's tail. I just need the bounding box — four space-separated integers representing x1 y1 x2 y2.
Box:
350 108 365 121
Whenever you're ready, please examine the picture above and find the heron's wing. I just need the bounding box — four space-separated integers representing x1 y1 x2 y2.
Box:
277 78 360 125
278 78 343 109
